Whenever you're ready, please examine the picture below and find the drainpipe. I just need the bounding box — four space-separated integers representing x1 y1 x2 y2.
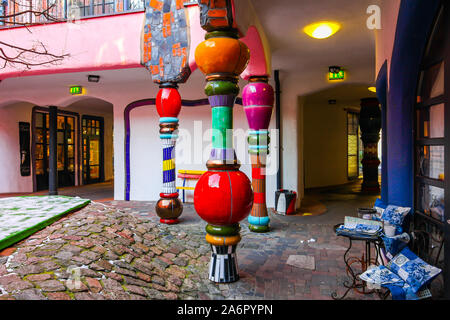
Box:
274 70 282 190
48 106 58 195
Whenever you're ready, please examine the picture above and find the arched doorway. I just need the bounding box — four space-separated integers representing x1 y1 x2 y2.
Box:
32 97 114 192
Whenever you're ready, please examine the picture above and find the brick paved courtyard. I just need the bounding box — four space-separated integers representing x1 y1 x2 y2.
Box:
0 181 388 300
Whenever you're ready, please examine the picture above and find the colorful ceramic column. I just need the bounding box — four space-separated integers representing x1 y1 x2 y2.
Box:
359 97 381 193
193 0 253 283
141 0 194 224
155 83 183 224
243 76 274 232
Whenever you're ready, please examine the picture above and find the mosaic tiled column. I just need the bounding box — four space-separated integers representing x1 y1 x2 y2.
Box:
193 0 253 283
155 83 183 224
359 98 381 193
243 76 274 233
141 0 194 224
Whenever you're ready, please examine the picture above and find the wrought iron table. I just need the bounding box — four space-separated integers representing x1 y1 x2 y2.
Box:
331 223 387 300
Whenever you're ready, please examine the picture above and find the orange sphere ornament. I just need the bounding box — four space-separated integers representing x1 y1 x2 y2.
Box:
195 35 250 77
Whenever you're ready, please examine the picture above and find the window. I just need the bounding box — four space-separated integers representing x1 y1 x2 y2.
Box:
347 111 359 179
66 0 145 18
414 5 446 224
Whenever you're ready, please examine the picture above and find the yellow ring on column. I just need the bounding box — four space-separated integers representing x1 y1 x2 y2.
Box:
205 234 241 246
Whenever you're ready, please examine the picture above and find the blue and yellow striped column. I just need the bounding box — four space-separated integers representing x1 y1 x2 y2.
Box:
155 83 183 224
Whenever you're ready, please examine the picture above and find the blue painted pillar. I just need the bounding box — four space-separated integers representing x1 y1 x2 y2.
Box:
386 87 413 207
376 61 388 206
385 0 440 208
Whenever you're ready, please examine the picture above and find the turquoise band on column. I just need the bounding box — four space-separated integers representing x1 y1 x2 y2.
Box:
160 117 179 123
249 145 269 150
248 215 270 226
160 134 178 139
249 130 269 135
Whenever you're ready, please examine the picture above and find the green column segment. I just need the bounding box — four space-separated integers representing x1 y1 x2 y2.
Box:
206 81 239 150
248 132 270 155
206 223 240 236
205 81 239 96
211 106 233 149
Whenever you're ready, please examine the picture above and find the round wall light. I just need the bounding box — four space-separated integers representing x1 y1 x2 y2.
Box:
303 21 341 39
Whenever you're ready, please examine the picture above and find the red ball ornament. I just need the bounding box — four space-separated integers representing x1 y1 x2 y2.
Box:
194 171 253 226
156 87 182 118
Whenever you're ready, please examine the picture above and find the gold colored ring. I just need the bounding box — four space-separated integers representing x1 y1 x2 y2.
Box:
205 234 241 246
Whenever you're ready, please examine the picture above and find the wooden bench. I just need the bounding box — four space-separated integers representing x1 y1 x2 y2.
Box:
177 170 206 203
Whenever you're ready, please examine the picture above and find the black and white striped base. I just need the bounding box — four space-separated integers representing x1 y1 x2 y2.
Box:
209 245 239 283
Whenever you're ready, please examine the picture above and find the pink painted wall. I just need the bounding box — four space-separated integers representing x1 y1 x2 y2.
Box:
187 5 205 73
0 102 34 193
0 3 271 82
0 12 144 81
375 0 401 83
240 26 270 80
234 0 272 80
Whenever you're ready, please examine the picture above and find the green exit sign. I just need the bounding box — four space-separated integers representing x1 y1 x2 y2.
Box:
70 86 84 95
329 70 345 80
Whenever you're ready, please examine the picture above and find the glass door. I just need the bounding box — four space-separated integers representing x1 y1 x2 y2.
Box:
57 115 76 187
82 116 104 184
347 111 359 179
415 5 446 223
413 3 446 277
35 112 50 191
35 112 76 190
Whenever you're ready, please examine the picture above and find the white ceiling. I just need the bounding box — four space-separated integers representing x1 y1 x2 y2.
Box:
251 0 382 95
304 83 377 105
0 67 210 108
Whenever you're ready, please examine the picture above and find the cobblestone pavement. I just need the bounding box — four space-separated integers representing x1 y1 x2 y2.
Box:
0 199 384 300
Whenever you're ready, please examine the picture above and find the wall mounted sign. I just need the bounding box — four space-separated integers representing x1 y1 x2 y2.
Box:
19 122 31 176
69 86 84 95
328 66 345 80
329 69 345 80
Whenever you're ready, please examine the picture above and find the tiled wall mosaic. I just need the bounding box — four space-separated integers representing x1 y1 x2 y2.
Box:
141 0 192 83
198 0 237 32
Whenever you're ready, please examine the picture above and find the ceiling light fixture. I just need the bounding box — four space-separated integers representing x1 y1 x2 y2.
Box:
88 75 100 83
303 21 341 39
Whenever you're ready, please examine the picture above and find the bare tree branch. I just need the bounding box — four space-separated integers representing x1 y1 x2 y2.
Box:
0 0 70 69
1 2 58 21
